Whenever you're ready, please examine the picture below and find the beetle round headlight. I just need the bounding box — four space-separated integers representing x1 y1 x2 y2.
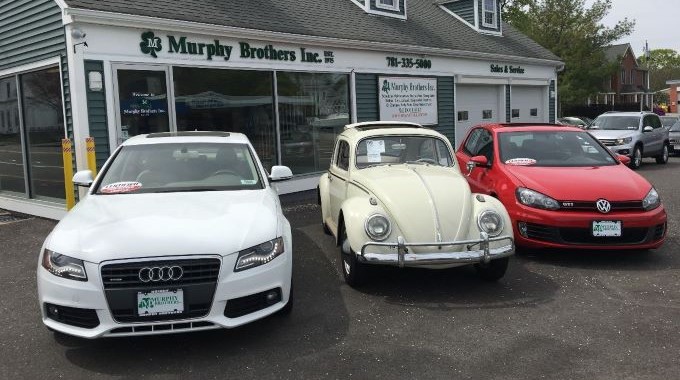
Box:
364 214 391 241
477 210 504 237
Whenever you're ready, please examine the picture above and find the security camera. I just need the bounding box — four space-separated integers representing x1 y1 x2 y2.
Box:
71 28 87 39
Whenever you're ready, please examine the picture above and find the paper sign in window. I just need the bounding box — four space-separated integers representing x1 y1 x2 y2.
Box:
367 140 386 163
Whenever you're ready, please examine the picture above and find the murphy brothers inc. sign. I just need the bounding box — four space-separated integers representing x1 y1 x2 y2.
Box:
140 31 335 64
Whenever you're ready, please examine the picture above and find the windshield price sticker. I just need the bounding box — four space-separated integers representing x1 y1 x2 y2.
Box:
386 56 432 69
101 181 143 194
505 158 537 166
367 140 386 163
592 221 621 237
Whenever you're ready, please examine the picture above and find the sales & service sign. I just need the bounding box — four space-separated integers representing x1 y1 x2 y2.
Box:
379 77 438 125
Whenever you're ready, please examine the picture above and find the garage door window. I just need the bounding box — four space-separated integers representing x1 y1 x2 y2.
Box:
482 110 493 119
530 108 538 117
512 109 520 118
458 111 469 121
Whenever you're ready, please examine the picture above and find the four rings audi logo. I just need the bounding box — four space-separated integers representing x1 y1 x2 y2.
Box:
596 199 611 214
138 266 183 282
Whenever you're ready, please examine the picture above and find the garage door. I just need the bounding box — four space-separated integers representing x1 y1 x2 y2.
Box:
455 84 503 145
510 86 545 123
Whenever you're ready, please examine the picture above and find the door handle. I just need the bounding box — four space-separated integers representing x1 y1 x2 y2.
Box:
328 173 333 182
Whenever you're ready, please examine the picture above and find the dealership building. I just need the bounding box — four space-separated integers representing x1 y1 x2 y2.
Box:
0 0 562 219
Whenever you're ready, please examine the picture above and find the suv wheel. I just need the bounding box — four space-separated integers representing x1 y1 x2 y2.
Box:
655 144 669 164
630 146 643 170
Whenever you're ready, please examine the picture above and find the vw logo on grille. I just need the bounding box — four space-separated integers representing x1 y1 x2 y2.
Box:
596 199 611 214
138 266 183 282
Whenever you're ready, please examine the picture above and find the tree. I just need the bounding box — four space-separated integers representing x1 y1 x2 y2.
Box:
638 49 680 93
502 0 635 106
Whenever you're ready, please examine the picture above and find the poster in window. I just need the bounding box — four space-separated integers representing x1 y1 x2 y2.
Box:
379 77 438 125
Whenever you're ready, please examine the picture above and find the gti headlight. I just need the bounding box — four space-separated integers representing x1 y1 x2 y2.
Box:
477 210 504 237
234 237 284 272
615 137 633 145
364 214 391 241
642 188 660 211
41 249 87 281
516 187 560 210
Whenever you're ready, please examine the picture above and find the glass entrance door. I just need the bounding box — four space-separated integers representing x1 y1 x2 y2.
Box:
114 66 171 143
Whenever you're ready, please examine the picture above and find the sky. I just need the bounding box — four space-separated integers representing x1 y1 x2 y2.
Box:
586 0 680 56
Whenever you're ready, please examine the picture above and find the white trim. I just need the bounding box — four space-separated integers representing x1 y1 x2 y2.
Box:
64 9 561 67
481 0 498 29
53 0 68 10
350 70 358 123
271 174 320 195
509 78 550 86
0 196 67 220
438 3 502 36
375 0 400 12
0 57 61 78
439 5 477 30
456 75 508 85
64 24 90 178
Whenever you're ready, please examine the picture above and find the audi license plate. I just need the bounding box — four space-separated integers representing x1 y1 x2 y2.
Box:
137 289 184 317
592 221 621 237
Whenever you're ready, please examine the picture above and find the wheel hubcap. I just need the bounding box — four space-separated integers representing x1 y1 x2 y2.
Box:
635 150 641 166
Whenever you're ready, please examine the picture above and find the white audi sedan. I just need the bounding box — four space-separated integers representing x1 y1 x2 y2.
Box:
37 131 293 338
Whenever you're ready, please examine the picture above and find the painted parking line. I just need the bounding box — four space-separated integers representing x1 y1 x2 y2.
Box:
0 212 33 225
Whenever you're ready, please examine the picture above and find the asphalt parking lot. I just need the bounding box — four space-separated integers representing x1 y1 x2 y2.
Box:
1 158 679 379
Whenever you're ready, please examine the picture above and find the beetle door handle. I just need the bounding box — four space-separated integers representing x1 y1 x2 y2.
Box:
328 173 333 182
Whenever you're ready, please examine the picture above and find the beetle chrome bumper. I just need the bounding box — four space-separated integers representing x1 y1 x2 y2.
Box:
359 232 514 267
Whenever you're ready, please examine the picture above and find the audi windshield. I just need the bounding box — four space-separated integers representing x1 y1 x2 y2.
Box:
95 143 264 194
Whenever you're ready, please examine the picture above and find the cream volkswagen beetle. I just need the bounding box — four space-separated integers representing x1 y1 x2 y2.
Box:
319 122 514 287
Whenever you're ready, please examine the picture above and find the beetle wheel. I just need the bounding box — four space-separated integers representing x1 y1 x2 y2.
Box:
340 225 366 287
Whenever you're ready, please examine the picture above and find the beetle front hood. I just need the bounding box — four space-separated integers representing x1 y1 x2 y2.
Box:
354 165 473 243
46 190 280 263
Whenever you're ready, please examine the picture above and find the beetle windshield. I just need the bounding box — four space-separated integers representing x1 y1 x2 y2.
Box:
95 143 264 194
499 131 617 167
355 135 453 168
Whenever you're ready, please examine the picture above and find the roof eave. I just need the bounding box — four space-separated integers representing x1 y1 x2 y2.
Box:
63 8 564 67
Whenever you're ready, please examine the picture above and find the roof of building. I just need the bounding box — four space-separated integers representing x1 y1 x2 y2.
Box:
62 0 561 63
604 43 632 63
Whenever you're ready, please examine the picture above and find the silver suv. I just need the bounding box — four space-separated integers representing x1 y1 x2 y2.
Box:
588 111 670 169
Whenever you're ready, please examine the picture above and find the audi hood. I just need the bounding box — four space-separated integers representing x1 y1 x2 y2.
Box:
44 189 281 263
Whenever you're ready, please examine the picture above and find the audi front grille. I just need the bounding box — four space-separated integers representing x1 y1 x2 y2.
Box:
101 258 221 323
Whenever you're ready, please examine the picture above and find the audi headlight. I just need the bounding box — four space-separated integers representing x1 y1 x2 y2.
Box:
234 237 284 272
516 187 560 210
477 210 504 237
642 188 660 211
364 214 391 241
41 249 87 281
615 137 633 145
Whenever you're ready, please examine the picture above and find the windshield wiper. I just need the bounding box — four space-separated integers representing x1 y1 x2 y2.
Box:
153 188 222 193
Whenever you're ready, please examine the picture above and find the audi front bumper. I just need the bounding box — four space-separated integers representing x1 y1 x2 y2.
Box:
37 253 292 338
359 232 514 267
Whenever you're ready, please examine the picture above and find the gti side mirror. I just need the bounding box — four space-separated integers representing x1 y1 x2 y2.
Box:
72 170 94 187
617 154 631 166
466 155 489 176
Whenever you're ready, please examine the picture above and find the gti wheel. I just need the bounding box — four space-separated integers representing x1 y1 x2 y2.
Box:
475 257 509 281
655 144 669 164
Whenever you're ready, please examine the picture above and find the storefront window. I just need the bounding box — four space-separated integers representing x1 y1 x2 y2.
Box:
0 77 25 195
21 67 66 201
116 69 170 140
276 72 349 174
173 67 276 169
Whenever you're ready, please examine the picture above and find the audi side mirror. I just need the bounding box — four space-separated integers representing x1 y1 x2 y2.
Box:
73 170 94 187
269 166 293 182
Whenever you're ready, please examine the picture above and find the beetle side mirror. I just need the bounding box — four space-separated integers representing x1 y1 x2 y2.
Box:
269 165 293 181
73 170 94 187
466 155 489 176
643 126 653 132
617 154 631 166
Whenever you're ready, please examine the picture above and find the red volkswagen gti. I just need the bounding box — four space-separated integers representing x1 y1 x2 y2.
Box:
455 124 667 250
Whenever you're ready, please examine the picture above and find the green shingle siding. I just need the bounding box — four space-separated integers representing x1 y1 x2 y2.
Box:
84 61 111 169
0 0 66 70
443 0 475 25
436 77 455 145
549 80 556 123
356 74 379 122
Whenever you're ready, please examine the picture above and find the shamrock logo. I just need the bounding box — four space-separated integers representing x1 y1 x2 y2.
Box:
140 31 162 58
382 79 390 94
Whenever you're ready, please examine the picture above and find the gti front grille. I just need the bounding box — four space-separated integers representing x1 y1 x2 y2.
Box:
558 200 644 212
523 222 655 245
